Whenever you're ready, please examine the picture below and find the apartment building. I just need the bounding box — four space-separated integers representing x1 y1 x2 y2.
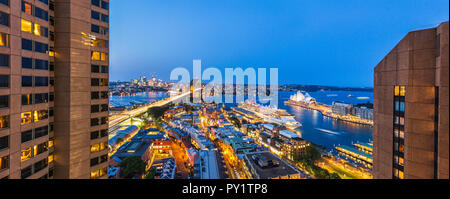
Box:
0 0 109 179
373 22 448 179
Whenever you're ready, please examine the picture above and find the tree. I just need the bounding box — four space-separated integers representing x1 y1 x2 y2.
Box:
144 167 156 179
147 106 170 121
118 156 146 179
229 117 241 129
330 172 341 179
294 145 322 167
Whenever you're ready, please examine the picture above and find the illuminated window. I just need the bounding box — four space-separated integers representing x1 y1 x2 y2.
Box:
21 147 32 162
0 115 7 129
99 167 107 177
398 170 404 179
399 86 406 97
48 154 54 163
22 2 32 15
91 51 100 60
48 138 54 148
34 109 49 122
90 144 100 153
99 142 107 151
34 23 41 35
90 170 99 179
21 112 32 125
0 155 8 170
101 52 107 61
21 19 33 33
34 142 48 156
0 32 9 47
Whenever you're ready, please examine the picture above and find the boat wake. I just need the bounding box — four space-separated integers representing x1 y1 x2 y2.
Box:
315 128 340 135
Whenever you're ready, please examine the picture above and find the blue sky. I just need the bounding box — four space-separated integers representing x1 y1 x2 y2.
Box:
109 0 448 87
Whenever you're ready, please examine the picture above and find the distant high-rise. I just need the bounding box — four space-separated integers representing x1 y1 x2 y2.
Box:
373 22 448 179
0 0 109 179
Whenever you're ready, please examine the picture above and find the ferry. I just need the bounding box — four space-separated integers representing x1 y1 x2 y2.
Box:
237 100 302 129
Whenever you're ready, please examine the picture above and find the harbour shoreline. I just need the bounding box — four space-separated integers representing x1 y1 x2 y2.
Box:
284 100 374 127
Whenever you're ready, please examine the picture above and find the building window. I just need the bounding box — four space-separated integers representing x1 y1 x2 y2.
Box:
91 78 100 86
22 1 33 15
0 11 8 27
91 144 100 153
0 135 8 151
21 166 32 179
0 155 8 171
101 1 109 10
35 59 49 70
0 54 8 67
34 76 49 87
22 57 33 69
34 109 49 122
101 91 108 99
91 39 108 48
38 0 49 5
91 65 100 73
34 125 49 139
0 32 9 47
34 41 48 54
91 10 100 20
91 24 108 35
48 153 54 163
0 0 9 7
48 138 54 148
90 157 99 167
91 131 100 140
100 79 109 86
21 19 33 33
91 118 99 126
0 95 8 109
100 142 107 151
0 75 7 88
91 0 100 7
34 93 49 104
91 105 100 113
22 38 33 51
0 115 8 129
101 104 108 112
22 94 33 106
21 147 32 162
22 76 33 87
21 112 33 125
101 117 108 125
34 142 48 156
91 92 100 100
21 130 33 143
34 6 49 21
34 158 48 173
100 129 108 137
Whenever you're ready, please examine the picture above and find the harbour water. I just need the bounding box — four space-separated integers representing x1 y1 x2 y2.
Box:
109 90 373 151
109 91 169 107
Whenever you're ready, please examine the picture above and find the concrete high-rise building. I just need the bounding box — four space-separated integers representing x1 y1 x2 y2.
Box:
373 22 448 179
0 0 109 179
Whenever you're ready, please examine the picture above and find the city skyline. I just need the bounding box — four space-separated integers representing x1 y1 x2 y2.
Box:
109 0 448 87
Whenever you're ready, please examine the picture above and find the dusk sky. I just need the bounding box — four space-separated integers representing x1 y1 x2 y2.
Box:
110 0 449 87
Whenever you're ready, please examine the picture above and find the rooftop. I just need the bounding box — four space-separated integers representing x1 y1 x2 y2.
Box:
244 152 301 179
113 141 152 160
279 130 300 139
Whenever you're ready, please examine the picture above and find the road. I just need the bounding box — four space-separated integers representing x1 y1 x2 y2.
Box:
170 141 190 179
319 157 372 179
109 89 201 128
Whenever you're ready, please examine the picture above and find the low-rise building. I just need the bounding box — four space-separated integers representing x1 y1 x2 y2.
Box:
193 150 220 179
110 141 153 167
243 152 302 179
